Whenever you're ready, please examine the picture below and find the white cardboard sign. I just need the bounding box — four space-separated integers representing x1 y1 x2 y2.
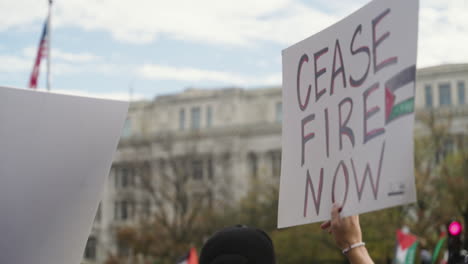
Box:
0 86 128 264
278 0 419 228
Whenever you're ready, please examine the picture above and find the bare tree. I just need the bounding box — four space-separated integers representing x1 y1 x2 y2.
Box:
410 110 467 247
437 135 468 249
108 134 232 264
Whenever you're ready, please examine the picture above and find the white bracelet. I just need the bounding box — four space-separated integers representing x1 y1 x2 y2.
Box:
342 242 366 254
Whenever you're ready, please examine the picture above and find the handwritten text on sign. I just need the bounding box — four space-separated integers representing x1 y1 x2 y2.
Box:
278 0 418 228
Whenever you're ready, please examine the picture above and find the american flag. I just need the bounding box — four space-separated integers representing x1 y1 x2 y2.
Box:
28 2 51 89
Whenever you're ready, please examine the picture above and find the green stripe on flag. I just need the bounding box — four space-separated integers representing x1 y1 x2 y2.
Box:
405 242 419 264
388 98 414 122
431 237 446 264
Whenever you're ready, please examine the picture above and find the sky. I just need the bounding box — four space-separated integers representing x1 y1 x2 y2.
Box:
0 0 467 100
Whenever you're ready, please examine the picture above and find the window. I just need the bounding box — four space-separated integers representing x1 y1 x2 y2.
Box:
269 151 282 177
114 168 120 188
84 237 97 260
207 190 214 209
192 159 203 180
122 118 132 138
114 201 118 220
158 159 166 176
458 81 465 105
193 192 205 203
114 200 134 220
207 157 213 180
121 168 130 187
248 153 258 178
444 139 454 154
206 106 213 128
439 83 451 106
191 107 201 130
424 85 432 108
118 241 130 257
436 139 455 163
143 199 151 217
115 167 136 189
276 102 282 122
179 109 185 130
121 200 129 220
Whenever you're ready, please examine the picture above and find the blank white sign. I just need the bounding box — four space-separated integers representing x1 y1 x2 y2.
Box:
0 86 128 264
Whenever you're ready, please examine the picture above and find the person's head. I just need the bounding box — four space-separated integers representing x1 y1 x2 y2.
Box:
199 225 275 264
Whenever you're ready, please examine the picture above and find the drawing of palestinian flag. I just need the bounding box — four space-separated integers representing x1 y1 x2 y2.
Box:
394 229 418 264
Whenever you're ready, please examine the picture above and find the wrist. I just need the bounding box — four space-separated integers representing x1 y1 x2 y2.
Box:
339 239 362 251
344 246 373 264
342 242 365 254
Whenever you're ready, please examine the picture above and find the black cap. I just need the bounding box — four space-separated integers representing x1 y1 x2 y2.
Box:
200 225 275 264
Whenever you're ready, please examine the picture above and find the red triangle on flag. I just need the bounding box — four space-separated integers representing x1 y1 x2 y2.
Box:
385 87 395 121
397 229 418 250
188 247 198 264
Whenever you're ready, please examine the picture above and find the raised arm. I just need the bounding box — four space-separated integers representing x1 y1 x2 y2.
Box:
320 204 374 264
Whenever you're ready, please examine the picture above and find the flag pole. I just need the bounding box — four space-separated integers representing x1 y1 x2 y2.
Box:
46 0 52 91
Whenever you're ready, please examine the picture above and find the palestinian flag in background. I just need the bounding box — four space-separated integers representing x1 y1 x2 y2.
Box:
394 229 419 264
176 247 198 264
432 232 448 264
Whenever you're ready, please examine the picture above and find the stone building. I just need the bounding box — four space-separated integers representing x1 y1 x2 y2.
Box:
414 64 468 157
82 63 467 263
83 87 283 263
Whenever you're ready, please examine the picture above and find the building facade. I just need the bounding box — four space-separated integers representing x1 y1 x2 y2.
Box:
82 64 467 264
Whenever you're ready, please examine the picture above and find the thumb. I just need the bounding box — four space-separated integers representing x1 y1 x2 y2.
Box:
331 203 341 221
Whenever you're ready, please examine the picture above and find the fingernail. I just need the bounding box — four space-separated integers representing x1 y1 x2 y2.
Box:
338 207 343 213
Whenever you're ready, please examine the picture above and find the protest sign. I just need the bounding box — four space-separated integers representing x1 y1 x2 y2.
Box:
0 86 128 264
278 0 419 228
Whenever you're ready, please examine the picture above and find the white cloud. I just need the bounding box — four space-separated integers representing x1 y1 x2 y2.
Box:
10 47 110 77
0 55 31 72
51 49 101 63
137 63 280 87
417 0 468 67
1 0 467 68
0 0 47 31
0 52 118 77
257 73 282 86
50 61 120 76
247 3 337 46
138 64 246 83
1 0 335 46
51 89 146 101
54 0 306 46
23 47 101 63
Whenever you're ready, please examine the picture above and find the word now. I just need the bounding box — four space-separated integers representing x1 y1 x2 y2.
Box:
304 142 385 217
